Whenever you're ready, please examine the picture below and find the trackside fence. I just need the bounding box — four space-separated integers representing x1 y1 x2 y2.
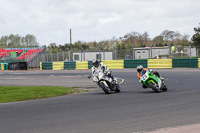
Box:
40 58 200 70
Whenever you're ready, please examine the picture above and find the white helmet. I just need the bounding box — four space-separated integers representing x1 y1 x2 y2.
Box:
93 59 100 67
137 65 143 73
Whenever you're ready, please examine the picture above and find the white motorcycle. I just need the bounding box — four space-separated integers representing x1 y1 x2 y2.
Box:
89 71 121 94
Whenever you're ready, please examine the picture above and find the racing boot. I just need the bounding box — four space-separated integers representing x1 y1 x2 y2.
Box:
160 77 165 83
112 78 117 85
160 77 166 88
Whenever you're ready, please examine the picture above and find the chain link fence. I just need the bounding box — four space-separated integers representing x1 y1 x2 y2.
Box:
113 45 199 60
1 45 199 69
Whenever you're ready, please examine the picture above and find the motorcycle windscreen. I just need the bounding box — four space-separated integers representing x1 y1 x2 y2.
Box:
141 70 147 76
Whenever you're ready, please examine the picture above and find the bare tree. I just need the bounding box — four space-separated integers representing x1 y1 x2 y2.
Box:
160 30 180 45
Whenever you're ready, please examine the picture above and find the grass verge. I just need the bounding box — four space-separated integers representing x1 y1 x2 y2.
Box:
0 86 88 103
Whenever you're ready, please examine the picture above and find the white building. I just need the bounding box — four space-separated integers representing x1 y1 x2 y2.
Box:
134 47 169 59
73 51 113 61
134 47 196 59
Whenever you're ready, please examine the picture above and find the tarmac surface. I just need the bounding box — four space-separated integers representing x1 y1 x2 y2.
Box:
0 69 200 133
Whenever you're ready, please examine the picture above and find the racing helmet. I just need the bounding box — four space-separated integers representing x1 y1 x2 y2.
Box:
137 65 143 73
93 59 100 67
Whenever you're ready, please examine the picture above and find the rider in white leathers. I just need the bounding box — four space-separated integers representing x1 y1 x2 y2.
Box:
91 59 117 84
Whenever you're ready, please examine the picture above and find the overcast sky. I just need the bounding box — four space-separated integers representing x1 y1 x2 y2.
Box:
0 0 200 46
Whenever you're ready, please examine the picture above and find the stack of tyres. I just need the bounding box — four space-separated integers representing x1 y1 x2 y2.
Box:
0 63 8 70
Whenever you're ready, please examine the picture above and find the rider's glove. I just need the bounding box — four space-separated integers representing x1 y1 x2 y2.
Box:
93 77 98 82
101 66 105 73
149 69 153 73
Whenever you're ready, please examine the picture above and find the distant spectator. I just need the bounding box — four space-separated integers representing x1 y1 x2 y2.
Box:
171 45 175 54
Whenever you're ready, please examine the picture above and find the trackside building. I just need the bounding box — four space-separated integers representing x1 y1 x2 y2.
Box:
72 51 113 61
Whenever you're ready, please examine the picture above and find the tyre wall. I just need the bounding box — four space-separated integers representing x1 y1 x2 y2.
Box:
148 59 172 68
39 58 200 70
124 59 147 68
102 60 124 69
199 58 200 68
172 58 198 68
0 63 8 70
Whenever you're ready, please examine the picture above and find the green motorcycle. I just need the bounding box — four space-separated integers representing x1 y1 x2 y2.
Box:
139 70 168 92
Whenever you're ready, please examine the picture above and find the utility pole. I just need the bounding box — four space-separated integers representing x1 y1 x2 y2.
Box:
189 44 191 59
169 45 171 58
70 29 72 45
131 45 135 59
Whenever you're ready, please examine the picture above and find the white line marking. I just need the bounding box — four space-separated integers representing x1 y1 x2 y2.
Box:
115 77 124 85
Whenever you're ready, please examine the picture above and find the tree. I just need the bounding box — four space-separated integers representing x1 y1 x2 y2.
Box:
92 42 98 50
160 30 180 45
142 32 151 46
181 34 190 45
172 34 189 46
120 31 146 47
117 43 121 49
81 43 89 50
121 43 125 49
0 36 9 46
0 34 39 47
25 34 39 47
152 36 164 46
192 23 200 46
143 32 150 42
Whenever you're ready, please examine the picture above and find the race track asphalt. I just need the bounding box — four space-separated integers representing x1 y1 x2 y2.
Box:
0 69 200 133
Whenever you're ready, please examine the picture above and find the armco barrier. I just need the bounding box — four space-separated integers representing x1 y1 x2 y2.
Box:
64 61 76 70
102 60 124 69
172 58 198 68
76 61 88 69
124 59 147 68
148 59 172 68
53 62 64 70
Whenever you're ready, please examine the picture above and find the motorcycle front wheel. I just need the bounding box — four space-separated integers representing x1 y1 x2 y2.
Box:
99 82 111 94
148 82 159 93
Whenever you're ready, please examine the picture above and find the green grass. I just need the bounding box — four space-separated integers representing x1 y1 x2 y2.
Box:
0 86 88 103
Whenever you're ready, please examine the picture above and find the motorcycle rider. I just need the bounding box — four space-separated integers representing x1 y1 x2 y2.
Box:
137 65 164 88
92 59 117 84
